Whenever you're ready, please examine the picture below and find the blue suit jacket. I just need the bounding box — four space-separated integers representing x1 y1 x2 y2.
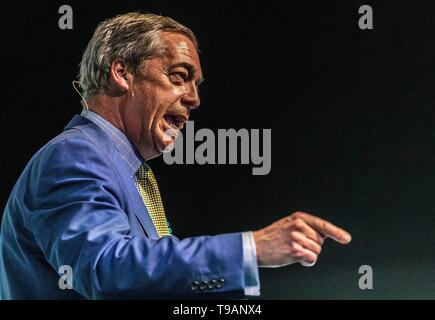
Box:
0 115 246 299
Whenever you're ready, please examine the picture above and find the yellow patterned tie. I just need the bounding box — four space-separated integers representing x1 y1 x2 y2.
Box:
135 163 171 237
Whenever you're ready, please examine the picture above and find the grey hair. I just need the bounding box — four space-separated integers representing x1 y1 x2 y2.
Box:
78 12 198 101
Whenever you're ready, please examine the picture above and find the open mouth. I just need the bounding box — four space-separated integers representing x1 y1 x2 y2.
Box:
163 114 187 130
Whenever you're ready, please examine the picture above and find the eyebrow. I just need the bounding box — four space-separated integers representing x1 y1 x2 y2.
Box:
170 62 205 87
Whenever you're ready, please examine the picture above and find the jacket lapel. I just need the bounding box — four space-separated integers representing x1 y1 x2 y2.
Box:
64 115 160 240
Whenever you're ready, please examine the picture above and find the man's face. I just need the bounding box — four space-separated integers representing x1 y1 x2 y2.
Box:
122 32 203 160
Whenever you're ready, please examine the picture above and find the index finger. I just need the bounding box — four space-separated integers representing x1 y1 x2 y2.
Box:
302 213 352 244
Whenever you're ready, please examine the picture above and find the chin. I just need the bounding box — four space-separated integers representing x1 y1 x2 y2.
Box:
141 137 168 161
155 121 180 153
155 134 177 154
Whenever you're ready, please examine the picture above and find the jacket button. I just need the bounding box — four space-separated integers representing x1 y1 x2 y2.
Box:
216 278 225 288
208 279 217 290
199 281 208 291
191 281 199 291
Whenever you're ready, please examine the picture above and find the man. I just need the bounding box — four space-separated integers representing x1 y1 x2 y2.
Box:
0 12 351 299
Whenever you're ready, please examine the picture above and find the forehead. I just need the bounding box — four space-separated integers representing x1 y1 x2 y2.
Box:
162 32 202 77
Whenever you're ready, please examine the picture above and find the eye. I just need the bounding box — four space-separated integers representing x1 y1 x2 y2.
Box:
169 72 186 85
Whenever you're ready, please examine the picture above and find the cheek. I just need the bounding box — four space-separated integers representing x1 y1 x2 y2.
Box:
137 90 161 120
158 84 188 107
154 90 185 120
142 84 186 129
172 85 187 96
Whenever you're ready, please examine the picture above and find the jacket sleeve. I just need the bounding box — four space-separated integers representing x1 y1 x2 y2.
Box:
27 137 247 299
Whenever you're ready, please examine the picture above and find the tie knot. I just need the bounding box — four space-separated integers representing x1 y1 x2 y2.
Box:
137 163 151 180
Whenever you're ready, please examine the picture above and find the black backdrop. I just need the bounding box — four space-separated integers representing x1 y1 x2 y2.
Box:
1 0 435 299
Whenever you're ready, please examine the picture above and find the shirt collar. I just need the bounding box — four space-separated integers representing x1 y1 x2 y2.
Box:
80 109 143 176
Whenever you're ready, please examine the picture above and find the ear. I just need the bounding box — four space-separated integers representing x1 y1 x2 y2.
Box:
109 59 131 92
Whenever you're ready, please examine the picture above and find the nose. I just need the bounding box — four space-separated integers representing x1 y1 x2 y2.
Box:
181 82 201 110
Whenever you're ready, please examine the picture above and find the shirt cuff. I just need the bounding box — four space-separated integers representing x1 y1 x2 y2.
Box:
242 231 260 296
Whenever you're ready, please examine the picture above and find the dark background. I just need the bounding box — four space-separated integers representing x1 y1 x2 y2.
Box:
1 0 435 299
